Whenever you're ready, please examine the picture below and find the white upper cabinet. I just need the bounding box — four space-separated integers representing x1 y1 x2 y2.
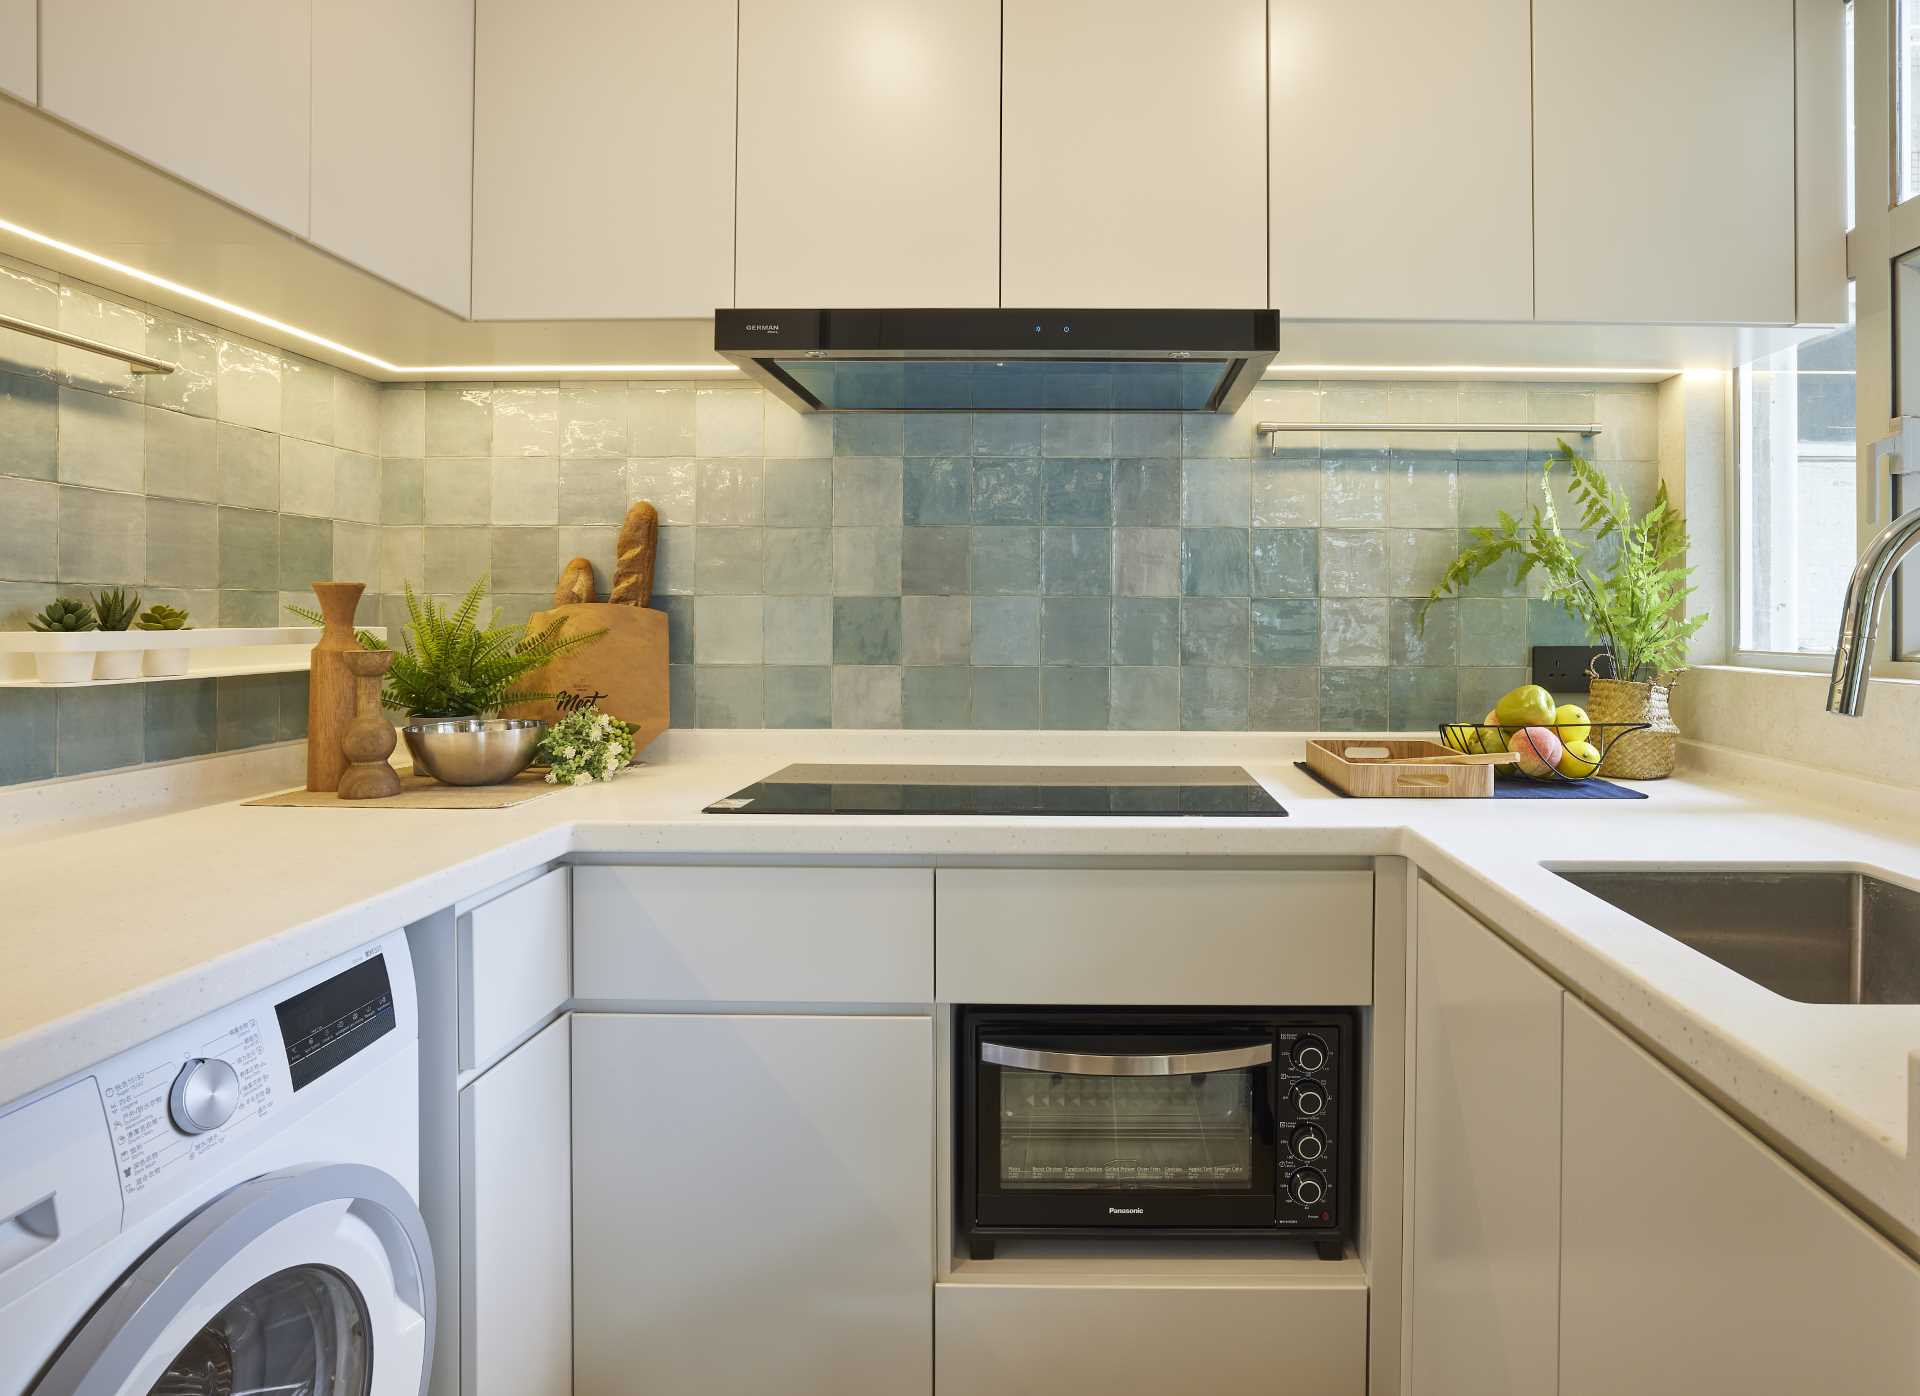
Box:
1002 0 1265 309
1269 0 1532 321
1533 0 1796 324
472 0 736 320
736 0 1000 307
40 0 311 235
0 0 33 102
312 0 473 316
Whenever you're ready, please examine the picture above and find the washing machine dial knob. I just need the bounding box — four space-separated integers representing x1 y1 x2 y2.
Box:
170 1058 240 1135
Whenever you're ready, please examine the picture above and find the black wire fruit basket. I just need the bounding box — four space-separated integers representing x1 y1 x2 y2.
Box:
1436 720 1652 784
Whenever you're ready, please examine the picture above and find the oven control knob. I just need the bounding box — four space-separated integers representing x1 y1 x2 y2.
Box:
1291 1125 1328 1162
1290 1082 1327 1118
1290 1169 1328 1208
1291 1036 1329 1073
169 1058 240 1135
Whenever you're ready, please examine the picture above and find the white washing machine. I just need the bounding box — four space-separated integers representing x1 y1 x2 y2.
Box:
0 931 433 1396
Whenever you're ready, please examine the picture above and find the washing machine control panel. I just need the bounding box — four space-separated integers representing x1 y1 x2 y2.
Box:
102 1014 279 1199
86 935 413 1226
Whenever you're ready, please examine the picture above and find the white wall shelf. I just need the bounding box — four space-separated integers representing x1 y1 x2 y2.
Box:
0 627 386 687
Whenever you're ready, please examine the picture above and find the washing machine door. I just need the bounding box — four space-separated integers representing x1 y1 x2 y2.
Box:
31 1164 433 1396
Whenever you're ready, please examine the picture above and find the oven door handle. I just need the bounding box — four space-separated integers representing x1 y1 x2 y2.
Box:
979 1042 1274 1076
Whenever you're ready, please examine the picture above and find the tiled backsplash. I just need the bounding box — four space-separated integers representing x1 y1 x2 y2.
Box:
0 241 1663 781
382 377 1659 732
0 253 381 783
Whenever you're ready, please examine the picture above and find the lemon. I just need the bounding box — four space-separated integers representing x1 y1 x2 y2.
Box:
1553 703 1592 745
1557 738 1602 779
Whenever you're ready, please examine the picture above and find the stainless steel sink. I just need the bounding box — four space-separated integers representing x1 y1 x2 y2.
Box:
1552 868 1920 1004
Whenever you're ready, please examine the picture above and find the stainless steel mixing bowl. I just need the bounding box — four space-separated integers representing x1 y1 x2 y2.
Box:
402 717 546 786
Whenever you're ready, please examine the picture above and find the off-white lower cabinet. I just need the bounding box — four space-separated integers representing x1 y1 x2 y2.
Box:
572 1012 934 1395
1407 883 1562 1396
1559 997 1920 1395
460 1015 571 1396
936 1277 1366 1395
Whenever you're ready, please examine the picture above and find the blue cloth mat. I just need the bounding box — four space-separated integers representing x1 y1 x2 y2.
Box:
1293 761 1648 800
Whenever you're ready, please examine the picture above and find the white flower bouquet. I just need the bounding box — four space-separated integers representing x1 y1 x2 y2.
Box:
537 706 637 785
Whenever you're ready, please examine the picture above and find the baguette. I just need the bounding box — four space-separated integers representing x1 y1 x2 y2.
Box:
610 500 659 606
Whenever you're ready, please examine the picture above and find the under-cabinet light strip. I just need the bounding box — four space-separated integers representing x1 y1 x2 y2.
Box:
0 216 1702 385
0 215 738 378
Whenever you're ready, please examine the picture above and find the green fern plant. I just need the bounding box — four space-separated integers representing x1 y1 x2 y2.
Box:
1421 440 1707 682
294 575 604 717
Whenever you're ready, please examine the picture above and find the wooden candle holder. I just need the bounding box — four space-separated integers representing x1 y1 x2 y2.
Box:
336 648 401 800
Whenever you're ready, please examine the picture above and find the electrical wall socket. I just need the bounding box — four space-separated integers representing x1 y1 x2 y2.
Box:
1532 645 1607 694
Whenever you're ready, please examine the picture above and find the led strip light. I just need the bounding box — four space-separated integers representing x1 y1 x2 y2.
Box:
0 215 1708 385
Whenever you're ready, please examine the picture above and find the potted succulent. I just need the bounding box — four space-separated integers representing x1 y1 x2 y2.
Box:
302 576 603 785
89 588 144 678
26 598 98 683
136 603 193 676
1423 440 1707 778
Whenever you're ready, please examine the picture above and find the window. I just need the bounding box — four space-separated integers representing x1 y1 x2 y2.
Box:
1735 303 1857 657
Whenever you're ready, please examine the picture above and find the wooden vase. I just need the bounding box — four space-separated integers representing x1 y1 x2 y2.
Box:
306 581 366 792
336 648 401 800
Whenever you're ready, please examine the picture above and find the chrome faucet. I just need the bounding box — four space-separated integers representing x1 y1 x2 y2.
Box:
1828 503 1920 715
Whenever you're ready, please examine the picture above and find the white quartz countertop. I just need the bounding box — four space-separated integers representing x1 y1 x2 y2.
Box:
4 729 1919 1248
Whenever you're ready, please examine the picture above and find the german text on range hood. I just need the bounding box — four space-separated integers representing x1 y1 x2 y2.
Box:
714 308 1279 413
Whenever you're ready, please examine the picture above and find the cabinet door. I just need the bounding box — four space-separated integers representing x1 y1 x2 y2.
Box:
40 0 311 235
461 1015 571 1396
1560 998 1920 1395
0 0 32 102
1269 0 1532 321
1533 0 1795 324
736 0 999 307
473 0 736 319
573 1013 933 1395
1408 884 1561 1396
1001 0 1265 308
312 0 473 315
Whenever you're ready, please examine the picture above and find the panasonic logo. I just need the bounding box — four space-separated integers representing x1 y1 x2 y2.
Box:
1107 1207 1145 1215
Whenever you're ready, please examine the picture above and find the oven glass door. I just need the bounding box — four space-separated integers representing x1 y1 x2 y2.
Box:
973 1031 1279 1230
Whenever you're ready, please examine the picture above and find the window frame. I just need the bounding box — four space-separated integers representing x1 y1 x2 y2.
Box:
1727 356 1861 673
1729 0 1920 679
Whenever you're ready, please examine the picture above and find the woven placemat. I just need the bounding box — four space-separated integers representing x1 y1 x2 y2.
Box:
245 768 559 809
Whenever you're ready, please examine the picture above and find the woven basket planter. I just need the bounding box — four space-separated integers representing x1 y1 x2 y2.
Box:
1588 676 1678 779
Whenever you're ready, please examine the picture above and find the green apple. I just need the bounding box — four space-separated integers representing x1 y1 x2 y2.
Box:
1494 684 1557 729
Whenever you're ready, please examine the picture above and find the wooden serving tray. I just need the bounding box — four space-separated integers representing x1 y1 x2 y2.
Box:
1305 738 1497 798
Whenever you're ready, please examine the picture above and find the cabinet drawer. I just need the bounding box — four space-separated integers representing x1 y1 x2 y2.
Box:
573 866 933 1003
460 867 570 1070
935 1278 1365 1394
936 869 1372 1005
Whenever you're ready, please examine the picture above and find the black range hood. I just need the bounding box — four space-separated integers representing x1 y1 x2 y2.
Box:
714 308 1279 413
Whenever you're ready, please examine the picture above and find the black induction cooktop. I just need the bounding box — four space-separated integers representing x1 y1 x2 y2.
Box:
702 764 1287 818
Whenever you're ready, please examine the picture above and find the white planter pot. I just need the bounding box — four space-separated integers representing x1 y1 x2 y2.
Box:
34 651 95 684
142 646 191 677
93 649 143 680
